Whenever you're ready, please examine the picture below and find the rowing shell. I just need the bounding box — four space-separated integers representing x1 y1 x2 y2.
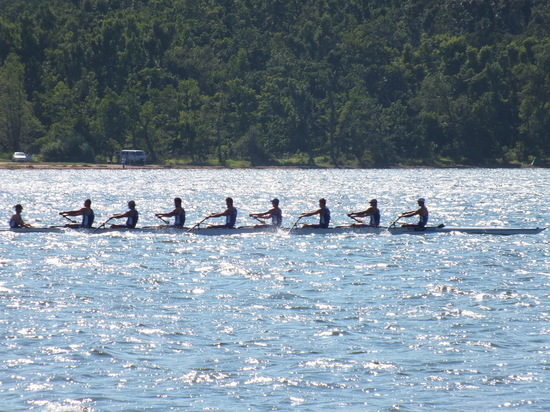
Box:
182 225 384 235
388 226 546 235
0 225 385 235
1 226 545 235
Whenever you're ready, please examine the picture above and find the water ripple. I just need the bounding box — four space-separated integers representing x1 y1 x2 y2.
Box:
0 169 548 410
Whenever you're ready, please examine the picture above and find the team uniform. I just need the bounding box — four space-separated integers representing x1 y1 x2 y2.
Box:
173 210 186 228
225 207 237 228
81 211 95 228
271 209 283 227
418 213 429 227
368 208 381 226
319 206 330 228
9 217 21 228
126 210 139 228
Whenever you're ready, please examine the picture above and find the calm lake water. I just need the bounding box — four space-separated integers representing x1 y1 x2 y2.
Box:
0 169 548 411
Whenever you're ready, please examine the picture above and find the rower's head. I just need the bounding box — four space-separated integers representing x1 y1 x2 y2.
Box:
128 200 136 208
417 198 425 205
369 199 377 205
174 197 182 206
14 204 23 212
225 197 233 206
319 198 327 207
84 199 92 207
271 198 279 205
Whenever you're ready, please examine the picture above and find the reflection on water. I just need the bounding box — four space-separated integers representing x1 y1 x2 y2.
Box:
0 169 548 410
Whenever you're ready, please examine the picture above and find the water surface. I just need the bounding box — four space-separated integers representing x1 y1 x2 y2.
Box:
1 169 548 411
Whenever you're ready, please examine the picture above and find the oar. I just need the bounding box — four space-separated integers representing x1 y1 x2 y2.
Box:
156 215 170 225
92 218 111 234
61 214 78 224
289 216 302 232
186 216 210 232
347 213 362 223
252 216 266 225
388 216 402 228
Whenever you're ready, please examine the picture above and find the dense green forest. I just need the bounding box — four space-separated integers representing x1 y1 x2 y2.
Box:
0 0 548 166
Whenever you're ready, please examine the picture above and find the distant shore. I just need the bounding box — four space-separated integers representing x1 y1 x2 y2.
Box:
0 161 545 170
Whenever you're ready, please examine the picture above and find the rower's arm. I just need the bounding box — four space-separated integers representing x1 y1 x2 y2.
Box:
401 209 418 218
60 208 83 216
15 214 32 228
351 209 372 217
111 211 131 219
209 209 230 218
300 208 320 218
156 209 177 218
252 210 271 218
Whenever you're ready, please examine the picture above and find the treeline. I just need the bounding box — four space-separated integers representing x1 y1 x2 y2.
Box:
0 0 548 166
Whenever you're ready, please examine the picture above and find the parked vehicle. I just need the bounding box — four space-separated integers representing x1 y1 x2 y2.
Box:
12 152 32 162
116 150 146 165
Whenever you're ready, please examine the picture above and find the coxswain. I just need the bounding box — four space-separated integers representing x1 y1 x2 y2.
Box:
348 198 381 227
207 197 238 228
400 198 429 227
110 200 139 228
249 198 282 228
300 198 331 229
155 197 186 228
10 204 32 228
59 199 95 228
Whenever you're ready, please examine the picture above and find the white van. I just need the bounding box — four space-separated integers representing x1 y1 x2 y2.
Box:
117 150 147 165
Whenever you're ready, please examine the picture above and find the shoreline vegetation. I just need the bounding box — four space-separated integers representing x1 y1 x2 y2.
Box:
0 161 545 170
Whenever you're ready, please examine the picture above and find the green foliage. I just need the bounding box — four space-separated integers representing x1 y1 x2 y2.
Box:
0 0 548 166
0 53 43 152
41 132 95 162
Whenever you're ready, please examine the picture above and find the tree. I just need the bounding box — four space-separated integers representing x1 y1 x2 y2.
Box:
0 53 42 152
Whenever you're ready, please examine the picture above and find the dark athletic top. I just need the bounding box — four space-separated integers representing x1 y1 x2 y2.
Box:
271 208 282 227
225 207 237 228
174 210 186 227
319 206 330 228
81 210 94 228
369 208 380 226
126 209 139 228
418 213 428 227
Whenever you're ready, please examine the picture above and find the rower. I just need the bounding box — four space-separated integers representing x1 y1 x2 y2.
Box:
155 197 186 228
300 198 330 229
348 199 380 227
59 199 95 228
249 198 282 228
207 197 238 228
10 204 32 228
109 200 139 228
400 198 429 227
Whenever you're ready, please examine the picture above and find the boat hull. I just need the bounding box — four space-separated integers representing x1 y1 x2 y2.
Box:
388 226 546 235
187 225 384 235
289 226 385 235
2 226 545 236
1 225 385 235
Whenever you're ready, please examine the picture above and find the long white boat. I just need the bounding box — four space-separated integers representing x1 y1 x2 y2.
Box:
186 225 385 235
0 225 385 235
1 225 545 236
388 226 546 235
291 226 385 235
